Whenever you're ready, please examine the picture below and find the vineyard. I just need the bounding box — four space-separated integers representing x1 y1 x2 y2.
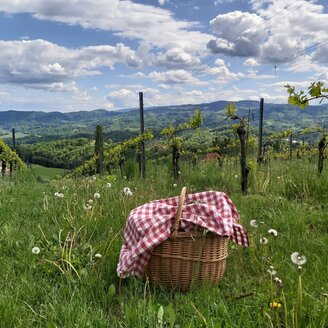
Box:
1 93 328 327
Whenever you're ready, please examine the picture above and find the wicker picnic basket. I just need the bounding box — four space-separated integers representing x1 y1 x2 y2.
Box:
145 187 229 292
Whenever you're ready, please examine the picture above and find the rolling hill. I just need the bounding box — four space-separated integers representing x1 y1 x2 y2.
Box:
0 100 327 144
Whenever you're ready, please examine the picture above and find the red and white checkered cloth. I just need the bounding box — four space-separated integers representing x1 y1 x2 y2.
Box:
117 191 249 278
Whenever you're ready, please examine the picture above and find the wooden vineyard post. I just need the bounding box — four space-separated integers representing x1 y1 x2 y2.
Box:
95 125 104 175
237 122 249 194
139 92 146 178
12 128 16 150
257 98 264 163
318 137 326 174
289 132 293 160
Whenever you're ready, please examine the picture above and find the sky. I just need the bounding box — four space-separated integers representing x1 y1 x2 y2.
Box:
0 0 327 112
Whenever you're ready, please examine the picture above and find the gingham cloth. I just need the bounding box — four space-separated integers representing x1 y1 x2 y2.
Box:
117 191 249 278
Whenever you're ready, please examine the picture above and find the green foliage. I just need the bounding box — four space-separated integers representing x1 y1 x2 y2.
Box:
224 103 237 118
71 131 153 176
286 81 328 108
17 138 95 169
189 109 203 129
0 139 26 170
161 110 203 146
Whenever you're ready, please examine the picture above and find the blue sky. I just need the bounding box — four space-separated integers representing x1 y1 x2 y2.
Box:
0 0 327 112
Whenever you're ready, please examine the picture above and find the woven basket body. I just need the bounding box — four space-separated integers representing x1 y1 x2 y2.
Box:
145 230 228 292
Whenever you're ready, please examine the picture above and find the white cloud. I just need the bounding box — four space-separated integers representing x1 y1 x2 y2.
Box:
214 58 226 66
149 69 200 84
208 1 328 69
214 0 234 5
119 72 146 79
0 0 213 53
208 11 266 57
0 39 140 90
104 102 114 110
206 64 244 81
106 87 161 108
154 47 200 68
158 0 166 5
244 58 259 67
73 90 92 102
106 88 138 108
313 42 328 63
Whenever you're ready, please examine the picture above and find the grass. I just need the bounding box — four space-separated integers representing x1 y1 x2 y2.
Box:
0 159 328 327
31 164 65 180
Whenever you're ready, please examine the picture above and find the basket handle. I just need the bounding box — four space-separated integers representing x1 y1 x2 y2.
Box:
171 187 187 238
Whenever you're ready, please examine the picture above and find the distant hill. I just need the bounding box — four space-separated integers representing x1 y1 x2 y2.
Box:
0 100 327 144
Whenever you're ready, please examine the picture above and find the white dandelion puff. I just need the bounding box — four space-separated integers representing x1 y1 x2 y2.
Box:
88 199 94 205
291 252 307 266
94 253 102 259
273 277 283 285
250 220 258 228
260 237 268 245
84 204 92 210
94 192 100 199
106 183 112 188
123 187 133 196
234 175 239 179
32 247 40 255
268 229 278 236
267 266 277 276
173 183 177 187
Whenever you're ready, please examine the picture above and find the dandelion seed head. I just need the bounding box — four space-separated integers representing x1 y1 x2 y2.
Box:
123 187 133 196
88 199 93 204
32 247 40 255
84 204 92 210
273 277 283 285
267 267 277 276
250 220 258 228
94 192 100 199
173 183 177 187
94 253 102 259
234 175 239 179
268 229 278 236
106 182 112 188
291 252 307 266
260 237 268 245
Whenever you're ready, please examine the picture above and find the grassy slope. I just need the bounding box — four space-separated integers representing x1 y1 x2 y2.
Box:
0 160 328 327
31 164 65 180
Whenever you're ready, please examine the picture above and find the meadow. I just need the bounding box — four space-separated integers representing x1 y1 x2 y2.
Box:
1 159 328 327
31 164 65 180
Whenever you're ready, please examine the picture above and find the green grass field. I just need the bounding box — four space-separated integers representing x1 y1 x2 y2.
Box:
31 164 65 180
1 160 328 327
